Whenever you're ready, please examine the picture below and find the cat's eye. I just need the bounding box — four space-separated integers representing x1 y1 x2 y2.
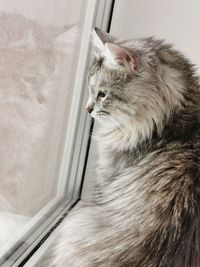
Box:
97 90 107 98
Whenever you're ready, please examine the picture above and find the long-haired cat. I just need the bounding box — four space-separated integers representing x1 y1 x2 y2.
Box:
53 28 200 267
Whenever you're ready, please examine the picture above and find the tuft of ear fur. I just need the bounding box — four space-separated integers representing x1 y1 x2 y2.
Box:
91 29 104 56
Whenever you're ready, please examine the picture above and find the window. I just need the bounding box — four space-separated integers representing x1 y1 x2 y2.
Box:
0 0 114 266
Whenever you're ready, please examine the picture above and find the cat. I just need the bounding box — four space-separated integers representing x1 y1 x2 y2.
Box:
52 28 200 267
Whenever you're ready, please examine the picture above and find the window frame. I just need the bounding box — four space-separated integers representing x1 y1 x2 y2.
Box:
0 0 115 266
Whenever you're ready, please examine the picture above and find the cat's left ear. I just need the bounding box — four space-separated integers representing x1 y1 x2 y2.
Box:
91 27 117 58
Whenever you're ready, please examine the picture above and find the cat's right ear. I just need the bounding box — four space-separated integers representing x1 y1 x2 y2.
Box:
91 27 117 58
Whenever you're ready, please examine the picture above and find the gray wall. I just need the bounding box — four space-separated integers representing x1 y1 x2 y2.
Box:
111 0 200 72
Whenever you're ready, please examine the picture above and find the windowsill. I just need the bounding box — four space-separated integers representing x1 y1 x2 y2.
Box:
0 212 29 248
23 202 82 267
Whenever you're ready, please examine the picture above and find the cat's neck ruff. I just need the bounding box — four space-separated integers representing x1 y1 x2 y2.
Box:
96 119 156 152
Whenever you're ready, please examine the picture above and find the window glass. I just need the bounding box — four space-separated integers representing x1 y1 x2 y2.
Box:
0 0 87 255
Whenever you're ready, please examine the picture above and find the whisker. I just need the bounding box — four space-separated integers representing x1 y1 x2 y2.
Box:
109 116 130 140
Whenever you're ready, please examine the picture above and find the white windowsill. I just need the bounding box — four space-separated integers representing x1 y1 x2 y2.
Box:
0 212 29 248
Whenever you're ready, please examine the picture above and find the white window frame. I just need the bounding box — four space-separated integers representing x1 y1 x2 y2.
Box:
0 0 115 266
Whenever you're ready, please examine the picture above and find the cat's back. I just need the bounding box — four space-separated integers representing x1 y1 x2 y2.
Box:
133 135 200 267
105 137 200 267
145 131 200 205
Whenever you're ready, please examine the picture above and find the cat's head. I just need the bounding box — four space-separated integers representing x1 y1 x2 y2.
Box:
87 28 197 150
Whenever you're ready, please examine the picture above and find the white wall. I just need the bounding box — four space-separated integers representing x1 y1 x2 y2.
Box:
111 0 200 73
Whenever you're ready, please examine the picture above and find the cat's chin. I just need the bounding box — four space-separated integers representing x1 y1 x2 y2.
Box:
91 112 111 125
93 116 117 130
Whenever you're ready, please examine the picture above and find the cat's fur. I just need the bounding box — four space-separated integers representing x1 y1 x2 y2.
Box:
53 28 200 267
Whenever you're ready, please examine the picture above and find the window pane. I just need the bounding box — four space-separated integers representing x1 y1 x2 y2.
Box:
0 0 88 257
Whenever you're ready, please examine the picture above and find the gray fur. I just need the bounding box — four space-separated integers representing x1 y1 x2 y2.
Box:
52 29 200 267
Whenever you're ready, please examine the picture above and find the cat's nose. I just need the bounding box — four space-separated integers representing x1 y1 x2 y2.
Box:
86 104 94 114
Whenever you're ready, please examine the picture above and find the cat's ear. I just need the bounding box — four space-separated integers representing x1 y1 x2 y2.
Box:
91 27 117 58
104 43 138 71
91 28 138 71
